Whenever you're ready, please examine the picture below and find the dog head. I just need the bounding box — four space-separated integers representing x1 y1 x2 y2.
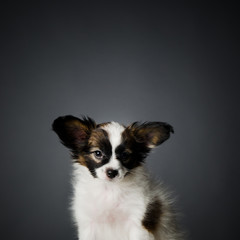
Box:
52 115 174 182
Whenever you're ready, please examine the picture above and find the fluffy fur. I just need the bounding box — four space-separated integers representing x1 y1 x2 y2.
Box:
52 115 183 240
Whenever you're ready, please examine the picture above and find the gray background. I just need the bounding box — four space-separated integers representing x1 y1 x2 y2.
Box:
1 1 239 240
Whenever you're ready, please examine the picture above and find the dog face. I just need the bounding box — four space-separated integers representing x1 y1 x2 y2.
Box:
52 115 173 181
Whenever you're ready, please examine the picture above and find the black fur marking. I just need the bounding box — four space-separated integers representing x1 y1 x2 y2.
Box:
142 198 162 233
90 129 112 158
116 129 150 170
84 156 97 178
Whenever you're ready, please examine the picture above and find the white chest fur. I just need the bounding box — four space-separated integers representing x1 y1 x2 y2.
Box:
71 164 154 240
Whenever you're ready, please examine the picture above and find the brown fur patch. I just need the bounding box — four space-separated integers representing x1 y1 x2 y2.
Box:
135 127 162 146
97 122 111 128
77 155 87 166
88 128 109 147
128 121 173 147
142 198 162 233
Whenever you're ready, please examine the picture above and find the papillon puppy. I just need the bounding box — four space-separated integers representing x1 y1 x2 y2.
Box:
52 115 183 240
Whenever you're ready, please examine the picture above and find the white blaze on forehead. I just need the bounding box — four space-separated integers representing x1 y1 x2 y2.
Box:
101 122 125 151
96 122 127 180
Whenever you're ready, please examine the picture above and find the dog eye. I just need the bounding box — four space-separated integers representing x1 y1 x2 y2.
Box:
94 150 103 159
120 152 129 161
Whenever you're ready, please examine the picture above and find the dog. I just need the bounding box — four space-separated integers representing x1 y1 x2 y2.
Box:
52 115 183 240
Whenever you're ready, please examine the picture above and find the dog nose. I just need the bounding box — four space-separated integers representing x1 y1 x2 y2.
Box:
106 169 118 179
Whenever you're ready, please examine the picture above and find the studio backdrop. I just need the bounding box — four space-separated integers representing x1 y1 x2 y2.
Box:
0 2 239 240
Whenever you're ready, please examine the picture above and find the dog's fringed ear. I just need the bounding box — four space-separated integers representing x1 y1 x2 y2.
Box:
128 121 174 148
52 115 96 151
